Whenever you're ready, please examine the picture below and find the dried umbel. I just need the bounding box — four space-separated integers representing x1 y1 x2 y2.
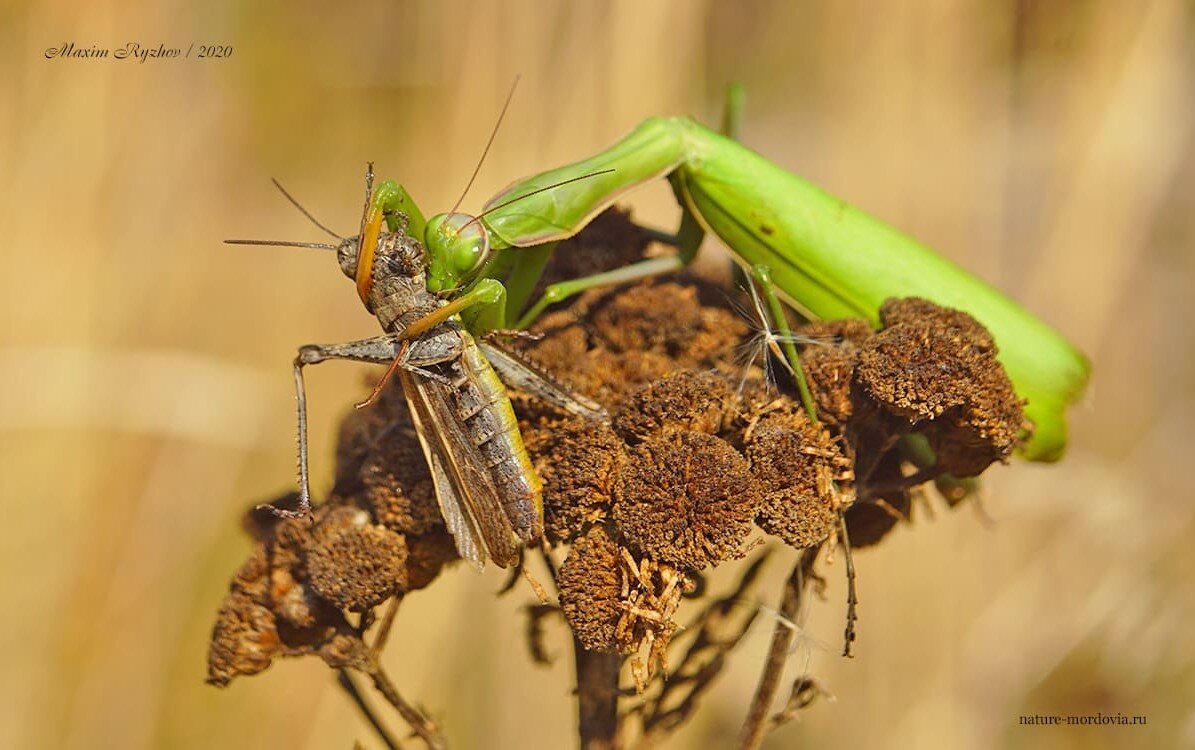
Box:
613 429 759 570
207 210 1026 747
748 410 848 550
855 298 1024 476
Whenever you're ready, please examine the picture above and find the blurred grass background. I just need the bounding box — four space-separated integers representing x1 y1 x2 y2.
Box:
2 1 1193 747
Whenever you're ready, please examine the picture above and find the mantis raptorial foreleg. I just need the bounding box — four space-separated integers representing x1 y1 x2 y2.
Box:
510 102 734 328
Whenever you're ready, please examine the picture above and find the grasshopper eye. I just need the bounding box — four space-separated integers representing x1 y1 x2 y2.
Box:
427 212 490 292
336 237 360 280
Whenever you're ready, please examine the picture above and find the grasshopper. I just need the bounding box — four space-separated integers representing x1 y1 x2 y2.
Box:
229 167 604 569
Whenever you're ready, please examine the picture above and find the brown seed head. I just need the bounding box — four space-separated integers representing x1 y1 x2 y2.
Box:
525 417 626 545
591 283 708 357
747 412 844 549
879 297 995 350
557 526 626 653
305 506 408 611
614 371 733 442
358 426 444 535
853 298 1023 475
613 430 760 569
207 592 281 686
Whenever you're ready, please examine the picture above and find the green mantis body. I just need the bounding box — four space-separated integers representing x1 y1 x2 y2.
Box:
374 107 1089 462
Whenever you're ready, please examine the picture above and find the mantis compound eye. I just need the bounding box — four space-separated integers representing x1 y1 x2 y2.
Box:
426 212 490 292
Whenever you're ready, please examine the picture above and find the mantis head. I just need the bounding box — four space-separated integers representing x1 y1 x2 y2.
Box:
424 212 491 293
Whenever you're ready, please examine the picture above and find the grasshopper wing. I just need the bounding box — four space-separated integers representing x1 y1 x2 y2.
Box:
398 368 522 569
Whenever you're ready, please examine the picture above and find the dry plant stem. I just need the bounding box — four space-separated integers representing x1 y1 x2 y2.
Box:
575 637 623 750
736 547 819 750
839 513 858 658
355 657 447 750
371 596 403 656
338 670 403 750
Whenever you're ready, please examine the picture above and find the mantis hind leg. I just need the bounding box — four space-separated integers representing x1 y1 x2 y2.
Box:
749 265 819 425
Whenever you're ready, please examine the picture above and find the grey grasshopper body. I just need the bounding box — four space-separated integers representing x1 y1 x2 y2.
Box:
230 181 606 569
347 226 542 568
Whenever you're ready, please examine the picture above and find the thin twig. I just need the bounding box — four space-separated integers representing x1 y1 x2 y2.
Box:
338 669 403 750
736 546 819 750
839 513 858 658
371 596 403 656
356 657 447 750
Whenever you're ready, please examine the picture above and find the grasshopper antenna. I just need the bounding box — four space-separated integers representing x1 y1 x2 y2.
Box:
224 239 339 250
225 178 346 249
450 74 521 215
270 178 346 241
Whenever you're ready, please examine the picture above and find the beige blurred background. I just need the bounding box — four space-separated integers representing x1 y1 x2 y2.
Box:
2 1 1193 748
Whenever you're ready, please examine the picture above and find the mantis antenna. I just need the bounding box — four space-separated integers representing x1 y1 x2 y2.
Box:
459 168 617 234
450 75 522 216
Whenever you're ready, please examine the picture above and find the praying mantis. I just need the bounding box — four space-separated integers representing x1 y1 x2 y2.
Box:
373 86 1089 462
233 87 1088 569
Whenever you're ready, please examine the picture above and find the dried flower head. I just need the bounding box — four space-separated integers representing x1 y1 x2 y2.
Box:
855 297 1024 475
747 411 851 549
557 526 688 689
613 430 760 570
357 425 443 536
558 526 626 653
305 506 408 611
207 592 280 686
614 371 733 441
526 418 627 545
